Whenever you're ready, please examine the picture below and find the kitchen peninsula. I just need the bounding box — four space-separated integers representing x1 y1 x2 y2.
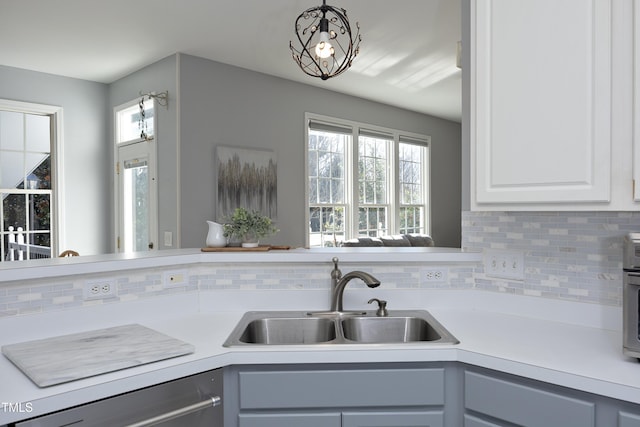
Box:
0 248 639 426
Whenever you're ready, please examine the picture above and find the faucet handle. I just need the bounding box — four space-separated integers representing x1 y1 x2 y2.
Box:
331 257 342 280
368 298 388 317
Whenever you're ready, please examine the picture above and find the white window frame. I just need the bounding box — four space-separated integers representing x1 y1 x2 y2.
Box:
304 112 430 247
0 99 64 257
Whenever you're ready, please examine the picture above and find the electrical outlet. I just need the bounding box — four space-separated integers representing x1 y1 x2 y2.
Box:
484 250 524 280
83 278 116 300
164 270 188 287
424 268 448 283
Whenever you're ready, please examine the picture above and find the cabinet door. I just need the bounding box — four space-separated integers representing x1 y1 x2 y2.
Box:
342 410 444 427
238 412 341 427
620 411 640 427
471 0 611 206
465 371 595 427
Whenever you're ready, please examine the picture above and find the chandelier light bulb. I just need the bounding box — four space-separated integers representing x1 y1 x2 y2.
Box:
315 31 333 58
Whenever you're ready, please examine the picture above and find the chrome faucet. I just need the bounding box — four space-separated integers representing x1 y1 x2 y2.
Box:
330 257 381 312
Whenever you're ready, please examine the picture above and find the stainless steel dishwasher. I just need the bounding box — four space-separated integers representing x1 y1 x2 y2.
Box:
13 368 223 427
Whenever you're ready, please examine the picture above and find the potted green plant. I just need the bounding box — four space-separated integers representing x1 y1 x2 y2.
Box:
223 207 278 248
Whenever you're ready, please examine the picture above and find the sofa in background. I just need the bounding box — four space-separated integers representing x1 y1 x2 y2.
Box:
340 234 434 247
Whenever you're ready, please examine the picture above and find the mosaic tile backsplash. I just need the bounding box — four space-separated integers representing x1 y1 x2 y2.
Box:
0 263 475 318
462 211 639 306
1 211 636 318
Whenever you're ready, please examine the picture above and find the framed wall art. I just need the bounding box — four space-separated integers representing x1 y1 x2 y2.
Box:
216 146 277 220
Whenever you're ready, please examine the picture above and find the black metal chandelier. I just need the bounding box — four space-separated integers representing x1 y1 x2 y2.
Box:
289 0 361 80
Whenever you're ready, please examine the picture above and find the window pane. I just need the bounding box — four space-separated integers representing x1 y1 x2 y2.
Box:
0 111 24 151
29 194 50 230
358 136 389 205
0 151 24 188
308 129 347 205
117 101 155 143
308 206 345 247
308 179 317 203
3 193 26 230
399 143 424 204
308 150 318 177
400 206 424 234
331 178 344 203
29 232 51 259
25 114 50 152
358 206 387 237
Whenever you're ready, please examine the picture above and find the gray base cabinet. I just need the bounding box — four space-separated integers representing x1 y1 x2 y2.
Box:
464 370 595 427
225 363 457 427
462 366 640 427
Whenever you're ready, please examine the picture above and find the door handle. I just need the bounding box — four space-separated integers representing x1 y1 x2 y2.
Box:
148 242 154 249
124 396 221 427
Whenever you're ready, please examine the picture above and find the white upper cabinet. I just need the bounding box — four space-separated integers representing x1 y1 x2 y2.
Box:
470 0 624 210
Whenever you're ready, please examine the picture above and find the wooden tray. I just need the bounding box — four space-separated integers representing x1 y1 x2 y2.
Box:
201 245 290 252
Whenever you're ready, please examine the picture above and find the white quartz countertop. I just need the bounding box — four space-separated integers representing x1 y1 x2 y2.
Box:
0 290 636 424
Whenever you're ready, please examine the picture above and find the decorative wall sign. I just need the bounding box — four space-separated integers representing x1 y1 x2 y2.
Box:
216 146 277 220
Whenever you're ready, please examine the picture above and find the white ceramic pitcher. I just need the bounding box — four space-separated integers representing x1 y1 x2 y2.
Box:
206 221 227 247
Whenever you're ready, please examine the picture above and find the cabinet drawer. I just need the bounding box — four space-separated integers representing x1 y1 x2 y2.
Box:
239 412 340 427
343 410 444 427
239 368 444 409
464 414 503 427
464 371 595 427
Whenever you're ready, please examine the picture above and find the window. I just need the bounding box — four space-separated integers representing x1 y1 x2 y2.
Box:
0 100 61 261
306 113 430 247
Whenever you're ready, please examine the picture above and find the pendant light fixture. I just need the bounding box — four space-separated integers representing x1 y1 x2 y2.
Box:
289 0 361 80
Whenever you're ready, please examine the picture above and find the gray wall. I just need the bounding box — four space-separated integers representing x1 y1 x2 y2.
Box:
109 55 179 250
0 65 110 255
179 54 461 248
0 52 462 256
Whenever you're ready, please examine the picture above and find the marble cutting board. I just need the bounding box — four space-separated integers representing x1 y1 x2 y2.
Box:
1 324 195 388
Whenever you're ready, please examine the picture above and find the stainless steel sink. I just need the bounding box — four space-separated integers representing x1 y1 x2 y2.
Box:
223 310 458 346
341 316 442 343
238 317 336 344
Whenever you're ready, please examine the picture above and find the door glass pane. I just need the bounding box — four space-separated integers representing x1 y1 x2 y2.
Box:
123 159 149 252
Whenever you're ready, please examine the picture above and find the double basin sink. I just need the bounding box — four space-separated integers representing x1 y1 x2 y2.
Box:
223 310 459 346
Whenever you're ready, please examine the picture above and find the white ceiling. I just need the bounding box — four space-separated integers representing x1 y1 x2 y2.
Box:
0 0 462 122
